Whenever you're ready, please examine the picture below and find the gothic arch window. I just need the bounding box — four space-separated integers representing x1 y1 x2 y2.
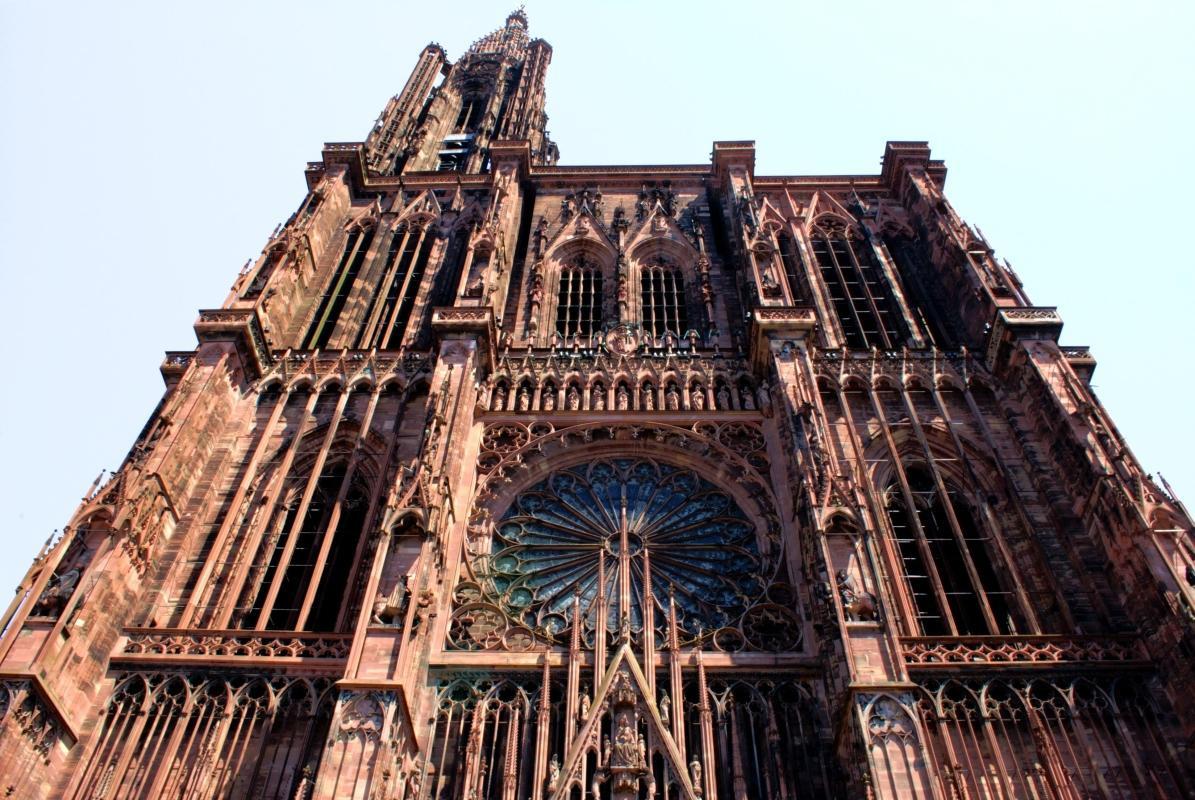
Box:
305 222 376 350
639 256 688 338
235 447 377 633
809 216 906 350
776 231 807 303
884 466 1014 636
555 255 604 338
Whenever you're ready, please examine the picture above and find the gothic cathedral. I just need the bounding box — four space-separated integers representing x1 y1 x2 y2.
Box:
2 11 1193 800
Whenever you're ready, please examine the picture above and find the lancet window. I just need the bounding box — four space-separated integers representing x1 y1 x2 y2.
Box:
810 217 906 349
776 231 807 303
639 256 688 338
555 256 604 338
234 455 373 632
305 223 376 350
884 466 1014 635
355 222 437 349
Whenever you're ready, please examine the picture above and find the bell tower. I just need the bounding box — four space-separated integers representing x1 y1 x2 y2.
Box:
365 8 557 176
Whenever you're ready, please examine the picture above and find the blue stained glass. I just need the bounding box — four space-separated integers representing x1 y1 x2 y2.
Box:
482 458 764 639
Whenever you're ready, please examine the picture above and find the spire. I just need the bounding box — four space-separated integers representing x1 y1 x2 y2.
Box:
466 8 532 59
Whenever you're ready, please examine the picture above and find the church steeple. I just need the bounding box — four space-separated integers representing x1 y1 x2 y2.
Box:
363 9 556 177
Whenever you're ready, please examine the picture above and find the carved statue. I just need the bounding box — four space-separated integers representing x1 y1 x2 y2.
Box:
567 387 581 411
740 387 756 411
518 388 530 412
495 386 507 411
592 387 606 410
643 389 655 411
717 385 731 410
690 388 705 411
690 757 702 791
659 693 671 727
666 385 680 411
547 754 561 791
602 735 612 766
542 390 556 411
617 386 629 410
836 568 879 622
613 718 638 767
638 733 647 768
580 691 591 720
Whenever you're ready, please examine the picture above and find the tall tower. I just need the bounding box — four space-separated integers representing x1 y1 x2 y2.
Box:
1 11 1193 800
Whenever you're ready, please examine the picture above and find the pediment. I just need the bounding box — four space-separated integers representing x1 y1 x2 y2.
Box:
396 189 442 225
550 641 700 800
625 205 698 260
543 208 617 261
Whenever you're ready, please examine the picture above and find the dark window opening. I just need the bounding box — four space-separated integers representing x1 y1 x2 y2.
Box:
555 258 604 338
639 258 688 338
811 218 906 350
305 227 375 349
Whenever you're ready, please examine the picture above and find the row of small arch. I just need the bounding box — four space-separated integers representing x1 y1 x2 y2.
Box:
488 373 763 413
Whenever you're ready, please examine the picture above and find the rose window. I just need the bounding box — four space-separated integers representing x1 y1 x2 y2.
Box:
477 459 770 643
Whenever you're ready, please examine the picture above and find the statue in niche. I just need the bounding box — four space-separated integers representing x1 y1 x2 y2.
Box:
836 568 878 622
690 388 705 411
666 385 680 411
494 385 507 411
643 388 655 411
613 717 638 767
542 390 556 411
517 387 530 412
567 386 581 411
592 387 606 410
717 385 731 410
659 693 671 727
690 757 703 792
740 387 756 411
617 386 629 410
547 755 561 791
602 735 612 766
580 690 591 720
637 733 647 768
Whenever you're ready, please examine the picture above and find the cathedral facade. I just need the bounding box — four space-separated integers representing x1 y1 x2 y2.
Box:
2 11 1193 799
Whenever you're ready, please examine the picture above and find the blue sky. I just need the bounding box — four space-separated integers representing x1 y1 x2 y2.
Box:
1 1 1192 598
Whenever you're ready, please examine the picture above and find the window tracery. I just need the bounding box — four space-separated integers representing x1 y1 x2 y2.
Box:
810 216 906 349
470 458 795 650
639 256 689 338
885 466 1015 636
554 255 604 338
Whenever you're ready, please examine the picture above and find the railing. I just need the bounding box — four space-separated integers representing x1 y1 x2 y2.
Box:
122 628 352 661
899 634 1145 669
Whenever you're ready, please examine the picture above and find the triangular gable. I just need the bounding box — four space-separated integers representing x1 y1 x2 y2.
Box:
803 190 857 229
543 207 618 260
624 205 699 259
756 195 787 235
396 189 442 226
550 641 699 800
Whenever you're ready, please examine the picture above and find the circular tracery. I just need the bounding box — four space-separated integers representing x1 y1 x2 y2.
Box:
477 458 767 641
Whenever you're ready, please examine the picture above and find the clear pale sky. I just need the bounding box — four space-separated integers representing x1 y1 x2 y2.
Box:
1 1 1192 599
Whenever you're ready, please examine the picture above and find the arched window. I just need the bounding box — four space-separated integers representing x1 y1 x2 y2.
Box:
810 217 906 350
776 232 807 303
555 256 603 338
885 466 1013 635
238 457 373 632
305 223 376 349
639 256 688 338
